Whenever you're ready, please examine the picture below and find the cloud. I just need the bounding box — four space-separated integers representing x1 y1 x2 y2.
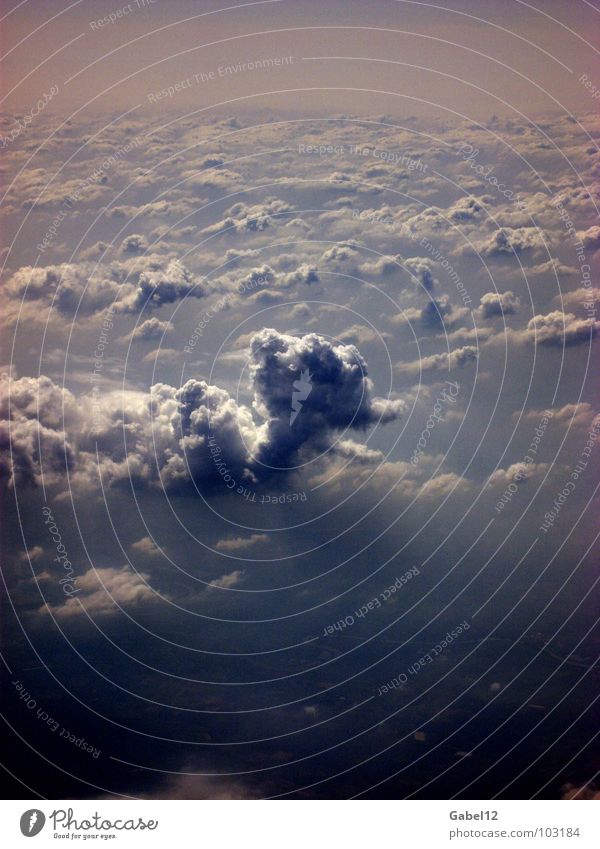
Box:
338 324 390 345
4 256 204 321
0 374 80 487
487 462 546 487
333 439 384 464
476 291 520 319
117 258 204 313
280 264 319 287
42 566 159 619
202 199 291 236
20 546 44 562
420 294 468 329
402 256 437 291
208 570 245 588
417 471 470 499
524 311 598 346
131 536 163 556
120 234 149 254
560 782 600 800
577 225 600 251
5 262 120 317
358 255 401 278
185 167 241 193
447 195 487 222
249 328 404 468
396 346 477 379
472 227 545 256
131 317 174 341
142 347 181 363
525 403 595 428
557 286 599 312
1 330 404 496
139 772 263 800
320 242 361 267
215 534 269 553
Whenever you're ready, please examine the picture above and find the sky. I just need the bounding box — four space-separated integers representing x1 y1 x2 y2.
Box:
1 0 599 801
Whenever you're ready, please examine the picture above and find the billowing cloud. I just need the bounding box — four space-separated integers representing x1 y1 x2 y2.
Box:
117 258 203 313
1 330 404 494
4 256 204 320
524 310 598 346
474 227 546 256
5 262 120 317
0 375 80 487
476 290 520 319
249 328 404 468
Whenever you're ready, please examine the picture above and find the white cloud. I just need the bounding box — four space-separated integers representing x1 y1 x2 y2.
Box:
42 566 159 618
215 534 269 553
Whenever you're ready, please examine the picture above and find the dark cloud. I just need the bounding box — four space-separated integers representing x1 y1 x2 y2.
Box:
578 225 600 251
402 256 437 291
120 234 149 254
117 258 203 313
249 328 404 469
421 295 454 328
0 330 403 493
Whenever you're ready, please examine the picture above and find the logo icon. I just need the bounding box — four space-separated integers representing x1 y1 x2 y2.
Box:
290 369 312 425
20 810 45 837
